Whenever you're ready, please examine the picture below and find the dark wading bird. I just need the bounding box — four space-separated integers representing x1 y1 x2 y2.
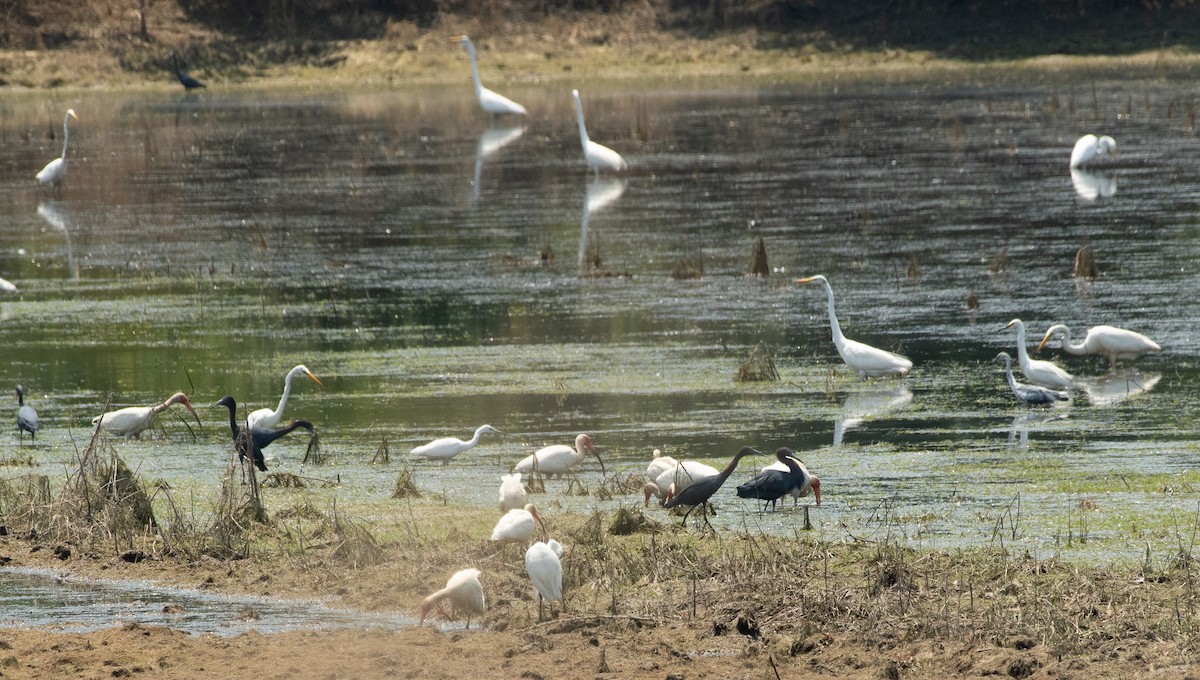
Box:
995 352 1069 406
737 447 821 511
171 53 206 90
213 396 314 472
16 385 39 445
663 446 760 531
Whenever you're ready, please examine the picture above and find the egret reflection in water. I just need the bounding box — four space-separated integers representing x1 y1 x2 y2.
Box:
1007 411 1069 448
1070 168 1117 201
1077 371 1161 407
37 200 78 281
470 124 525 202
578 176 627 274
833 385 913 446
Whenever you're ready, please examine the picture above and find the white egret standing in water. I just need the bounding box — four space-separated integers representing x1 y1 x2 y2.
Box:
794 275 913 378
999 319 1073 390
247 365 322 430
36 109 79 189
454 36 527 117
1070 134 1116 168
1036 323 1161 369
572 89 627 174
410 424 503 465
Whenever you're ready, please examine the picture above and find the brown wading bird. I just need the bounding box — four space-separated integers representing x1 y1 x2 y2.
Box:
419 568 485 629
663 446 760 531
92 392 201 439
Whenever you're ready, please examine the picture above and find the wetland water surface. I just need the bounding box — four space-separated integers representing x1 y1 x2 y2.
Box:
1 74 1199 597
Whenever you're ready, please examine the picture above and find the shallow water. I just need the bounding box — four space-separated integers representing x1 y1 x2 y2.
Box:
0 567 412 635
1 74 1199 585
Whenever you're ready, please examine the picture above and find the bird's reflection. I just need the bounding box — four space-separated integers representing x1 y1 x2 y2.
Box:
833 385 913 446
37 200 79 281
578 176 627 275
1077 371 1161 407
470 125 525 202
1070 168 1117 201
1007 411 1067 448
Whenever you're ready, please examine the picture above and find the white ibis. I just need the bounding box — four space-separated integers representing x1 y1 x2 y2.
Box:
498 472 528 513
247 365 322 431
92 392 201 439
524 539 564 621
490 503 543 545
410 424 502 465
1037 323 1161 369
419 568 486 629
1000 319 1073 390
795 275 913 378
16 385 38 445
645 448 678 482
643 460 719 506
663 446 760 531
514 433 606 478
996 352 1069 406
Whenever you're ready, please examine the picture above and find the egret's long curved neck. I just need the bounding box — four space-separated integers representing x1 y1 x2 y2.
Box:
573 95 590 147
267 371 299 421
1012 323 1030 365
465 43 483 98
1056 327 1087 355
60 113 71 159
818 280 845 346
466 427 487 448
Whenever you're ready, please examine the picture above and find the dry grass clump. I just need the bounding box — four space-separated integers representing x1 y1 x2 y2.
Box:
391 467 421 498
735 341 780 382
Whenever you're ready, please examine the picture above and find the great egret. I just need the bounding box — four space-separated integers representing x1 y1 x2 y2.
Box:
16 385 39 445
572 89 627 174
419 568 485 629
524 539 564 621
35 109 78 189
170 53 205 90
490 503 543 545
1036 323 1161 369
514 433 606 477
643 459 719 506
498 472 527 513
1000 319 1073 390
663 446 760 531
214 395 314 472
454 36 527 116
1070 134 1116 169
759 449 821 507
0 277 16 293
410 424 502 465
795 275 913 378
92 392 201 439
995 352 1069 406
247 365 322 431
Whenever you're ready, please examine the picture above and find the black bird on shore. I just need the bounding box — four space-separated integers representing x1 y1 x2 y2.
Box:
171 53 206 90
213 395 313 472
16 385 39 445
663 446 759 531
737 447 807 511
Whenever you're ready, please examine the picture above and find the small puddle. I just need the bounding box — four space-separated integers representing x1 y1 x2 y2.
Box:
0 567 413 636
